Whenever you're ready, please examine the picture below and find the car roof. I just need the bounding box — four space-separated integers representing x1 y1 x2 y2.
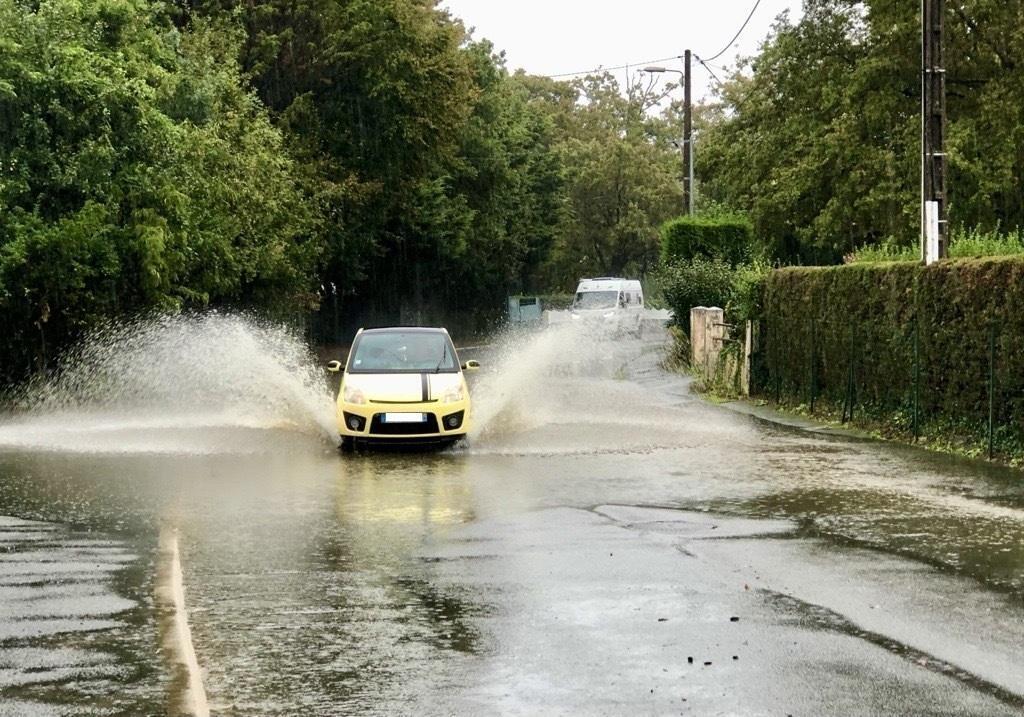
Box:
358 327 449 335
576 279 642 291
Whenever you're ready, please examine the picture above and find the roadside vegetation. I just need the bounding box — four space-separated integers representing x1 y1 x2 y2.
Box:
759 257 1024 464
5 0 1024 395
657 214 770 335
846 229 1024 264
0 0 688 382
697 1 1024 265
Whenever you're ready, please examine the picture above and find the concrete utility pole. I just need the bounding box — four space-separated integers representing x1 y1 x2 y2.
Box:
922 0 948 261
683 49 693 215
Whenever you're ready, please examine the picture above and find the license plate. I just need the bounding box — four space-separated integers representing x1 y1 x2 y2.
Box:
383 413 426 424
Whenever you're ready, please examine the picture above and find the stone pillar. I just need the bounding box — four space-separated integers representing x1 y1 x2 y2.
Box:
690 307 707 366
704 307 725 377
690 306 725 380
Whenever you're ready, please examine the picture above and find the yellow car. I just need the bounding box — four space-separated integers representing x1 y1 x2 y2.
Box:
327 327 479 450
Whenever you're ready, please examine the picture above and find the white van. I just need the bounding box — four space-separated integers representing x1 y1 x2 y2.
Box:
570 277 645 333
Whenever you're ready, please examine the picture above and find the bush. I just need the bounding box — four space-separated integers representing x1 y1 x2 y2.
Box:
949 227 1024 258
658 257 770 332
844 240 918 264
658 257 735 329
729 259 770 325
845 228 1024 264
660 215 753 266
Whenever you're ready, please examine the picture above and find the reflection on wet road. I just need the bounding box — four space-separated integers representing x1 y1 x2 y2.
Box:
0 323 1022 715
0 516 160 716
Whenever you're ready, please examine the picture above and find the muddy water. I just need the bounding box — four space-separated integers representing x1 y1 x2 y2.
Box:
0 318 1021 714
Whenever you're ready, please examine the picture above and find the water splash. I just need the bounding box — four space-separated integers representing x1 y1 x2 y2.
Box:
0 313 337 454
468 321 652 441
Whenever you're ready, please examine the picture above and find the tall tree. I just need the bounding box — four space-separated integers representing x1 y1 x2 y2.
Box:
698 0 1024 263
0 0 317 378
541 73 683 287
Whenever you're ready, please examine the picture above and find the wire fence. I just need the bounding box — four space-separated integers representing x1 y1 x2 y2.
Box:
754 313 1015 460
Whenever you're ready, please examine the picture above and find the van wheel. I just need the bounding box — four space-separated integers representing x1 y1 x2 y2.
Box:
339 436 355 453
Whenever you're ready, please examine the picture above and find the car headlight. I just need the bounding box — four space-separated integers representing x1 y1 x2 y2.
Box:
342 384 366 405
441 384 465 403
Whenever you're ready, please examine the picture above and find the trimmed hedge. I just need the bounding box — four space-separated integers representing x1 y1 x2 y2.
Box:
660 215 753 266
760 257 1024 454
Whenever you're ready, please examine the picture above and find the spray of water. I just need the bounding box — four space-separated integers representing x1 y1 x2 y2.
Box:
469 322 585 438
467 321 661 444
0 313 338 454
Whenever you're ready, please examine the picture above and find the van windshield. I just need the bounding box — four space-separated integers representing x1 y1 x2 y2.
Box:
349 332 457 373
573 291 619 310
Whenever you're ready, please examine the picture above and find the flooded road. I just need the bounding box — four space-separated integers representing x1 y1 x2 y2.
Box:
0 317 1022 715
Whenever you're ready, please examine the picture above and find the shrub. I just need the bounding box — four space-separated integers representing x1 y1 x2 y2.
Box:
660 215 753 266
728 259 771 325
845 228 1024 264
658 257 735 329
950 227 1024 258
658 257 770 332
844 240 918 264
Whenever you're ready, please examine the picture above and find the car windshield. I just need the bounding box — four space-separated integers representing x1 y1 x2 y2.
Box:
574 291 619 310
348 332 457 373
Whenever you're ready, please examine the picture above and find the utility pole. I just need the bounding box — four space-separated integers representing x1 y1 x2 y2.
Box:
644 56 694 214
922 0 947 261
683 49 693 215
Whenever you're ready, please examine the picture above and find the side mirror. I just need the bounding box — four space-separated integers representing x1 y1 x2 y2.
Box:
462 360 480 371
326 360 343 373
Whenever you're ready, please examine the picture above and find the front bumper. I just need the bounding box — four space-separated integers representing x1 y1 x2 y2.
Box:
337 398 471 440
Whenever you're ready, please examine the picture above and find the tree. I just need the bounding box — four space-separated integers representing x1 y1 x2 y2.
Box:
698 0 1024 263
0 0 317 378
539 73 683 288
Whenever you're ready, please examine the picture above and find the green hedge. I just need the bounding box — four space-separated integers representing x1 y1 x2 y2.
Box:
660 215 753 266
760 257 1024 454
658 258 735 329
658 258 770 333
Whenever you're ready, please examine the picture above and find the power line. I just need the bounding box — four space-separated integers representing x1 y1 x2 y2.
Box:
547 54 683 79
544 0 760 81
694 55 723 85
702 0 763 62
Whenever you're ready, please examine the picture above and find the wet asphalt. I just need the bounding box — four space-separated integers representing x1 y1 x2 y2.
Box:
0 332 1023 715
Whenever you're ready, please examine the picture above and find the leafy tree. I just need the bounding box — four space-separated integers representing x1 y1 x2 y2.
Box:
0 0 317 378
539 72 684 288
697 3 914 263
180 0 569 326
698 0 1024 264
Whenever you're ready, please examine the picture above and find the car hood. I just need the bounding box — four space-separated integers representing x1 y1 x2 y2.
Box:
344 372 461 403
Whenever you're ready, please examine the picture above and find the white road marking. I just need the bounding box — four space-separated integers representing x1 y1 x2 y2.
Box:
158 527 210 717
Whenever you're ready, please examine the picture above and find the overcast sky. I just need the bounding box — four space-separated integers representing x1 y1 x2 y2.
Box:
440 0 802 101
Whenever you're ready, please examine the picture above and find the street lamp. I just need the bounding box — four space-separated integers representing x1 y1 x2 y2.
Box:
644 53 693 215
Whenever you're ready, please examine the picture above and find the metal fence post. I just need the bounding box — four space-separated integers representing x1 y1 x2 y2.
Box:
913 317 920 442
988 322 996 460
843 321 857 424
776 323 784 404
810 316 818 413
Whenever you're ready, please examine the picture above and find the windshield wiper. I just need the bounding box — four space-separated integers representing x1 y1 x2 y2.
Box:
434 342 448 373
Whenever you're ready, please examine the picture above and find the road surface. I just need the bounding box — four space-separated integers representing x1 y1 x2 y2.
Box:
0 327 1022 716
